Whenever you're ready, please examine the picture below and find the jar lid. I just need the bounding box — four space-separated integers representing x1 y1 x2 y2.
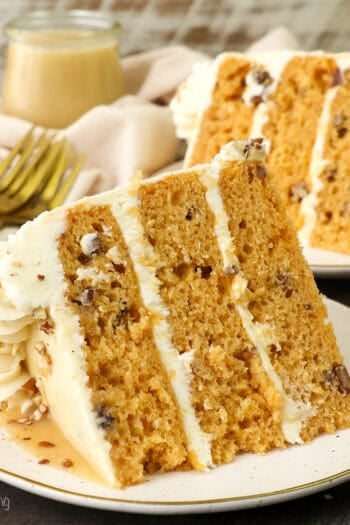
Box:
4 10 120 48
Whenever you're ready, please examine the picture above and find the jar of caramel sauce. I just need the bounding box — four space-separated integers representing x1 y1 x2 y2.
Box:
2 11 125 128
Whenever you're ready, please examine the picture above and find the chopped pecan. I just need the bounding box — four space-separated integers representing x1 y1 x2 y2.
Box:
224 265 239 276
62 458 74 468
40 319 55 335
21 377 38 396
331 67 342 87
333 364 350 393
252 68 273 87
95 404 115 430
289 182 309 203
255 165 267 181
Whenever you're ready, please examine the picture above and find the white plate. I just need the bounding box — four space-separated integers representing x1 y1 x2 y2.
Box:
304 248 350 278
0 298 350 514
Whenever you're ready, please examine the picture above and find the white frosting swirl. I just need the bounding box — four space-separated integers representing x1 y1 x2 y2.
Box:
0 286 33 402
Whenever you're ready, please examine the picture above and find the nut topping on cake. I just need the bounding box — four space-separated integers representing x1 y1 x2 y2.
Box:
196 265 213 279
331 67 342 87
79 288 94 306
40 319 55 334
337 127 348 138
252 68 273 87
333 364 350 393
289 182 309 202
224 265 239 276
0 400 8 411
21 377 38 396
326 168 337 182
95 404 115 429
255 165 267 181
274 272 293 297
332 112 348 138
250 95 263 106
62 459 74 468
80 232 104 257
38 441 55 448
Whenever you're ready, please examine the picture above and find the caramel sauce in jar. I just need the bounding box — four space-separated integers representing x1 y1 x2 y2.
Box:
2 11 125 129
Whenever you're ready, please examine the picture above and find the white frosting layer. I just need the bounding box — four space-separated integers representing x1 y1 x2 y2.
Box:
298 88 337 246
246 53 293 148
110 185 213 469
0 209 116 486
170 62 214 140
200 141 308 443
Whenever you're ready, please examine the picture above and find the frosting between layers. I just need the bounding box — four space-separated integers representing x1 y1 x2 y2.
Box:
0 210 116 486
110 184 213 470
245 53 293 145
298 87 337 246
243 51 293 107
200 141 309 444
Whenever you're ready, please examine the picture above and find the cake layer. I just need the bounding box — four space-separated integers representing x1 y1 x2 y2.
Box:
59 204 189 486
138 163 285 464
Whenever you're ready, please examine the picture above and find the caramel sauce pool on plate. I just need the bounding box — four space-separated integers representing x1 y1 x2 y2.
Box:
0 408 104 485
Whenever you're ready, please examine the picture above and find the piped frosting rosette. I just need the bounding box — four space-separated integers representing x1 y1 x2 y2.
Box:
0 285 33 403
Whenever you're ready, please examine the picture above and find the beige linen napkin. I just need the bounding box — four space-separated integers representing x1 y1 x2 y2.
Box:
0 27 299 204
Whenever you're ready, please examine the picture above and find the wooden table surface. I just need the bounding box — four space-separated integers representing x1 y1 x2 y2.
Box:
0 1 350 522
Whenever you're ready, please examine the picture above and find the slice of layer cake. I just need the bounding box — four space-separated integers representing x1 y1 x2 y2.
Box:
171 51 350 254
0 140 349 488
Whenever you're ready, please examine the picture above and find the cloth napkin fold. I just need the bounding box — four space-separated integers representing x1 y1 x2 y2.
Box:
0 26 300 203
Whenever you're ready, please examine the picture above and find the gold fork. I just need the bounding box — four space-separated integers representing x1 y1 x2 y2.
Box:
0 128 84 226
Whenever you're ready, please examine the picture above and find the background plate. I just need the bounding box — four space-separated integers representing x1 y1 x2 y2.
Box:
0 298 350 514
304 248 350 278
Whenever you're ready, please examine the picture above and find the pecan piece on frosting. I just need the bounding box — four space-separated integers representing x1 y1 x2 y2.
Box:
252 68 273 87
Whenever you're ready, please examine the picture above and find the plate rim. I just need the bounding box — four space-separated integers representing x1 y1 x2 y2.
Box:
1 463 350 514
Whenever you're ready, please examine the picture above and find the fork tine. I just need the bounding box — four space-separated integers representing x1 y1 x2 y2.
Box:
5 132 53 195
4 150 83 223
36 140 70 203
48 153 85 209
0 126 34 183
11 139 65 203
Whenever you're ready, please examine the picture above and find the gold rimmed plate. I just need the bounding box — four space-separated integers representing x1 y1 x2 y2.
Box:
0 298 349 514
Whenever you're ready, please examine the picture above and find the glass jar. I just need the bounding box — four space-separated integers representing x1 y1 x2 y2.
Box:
2 11 125 129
